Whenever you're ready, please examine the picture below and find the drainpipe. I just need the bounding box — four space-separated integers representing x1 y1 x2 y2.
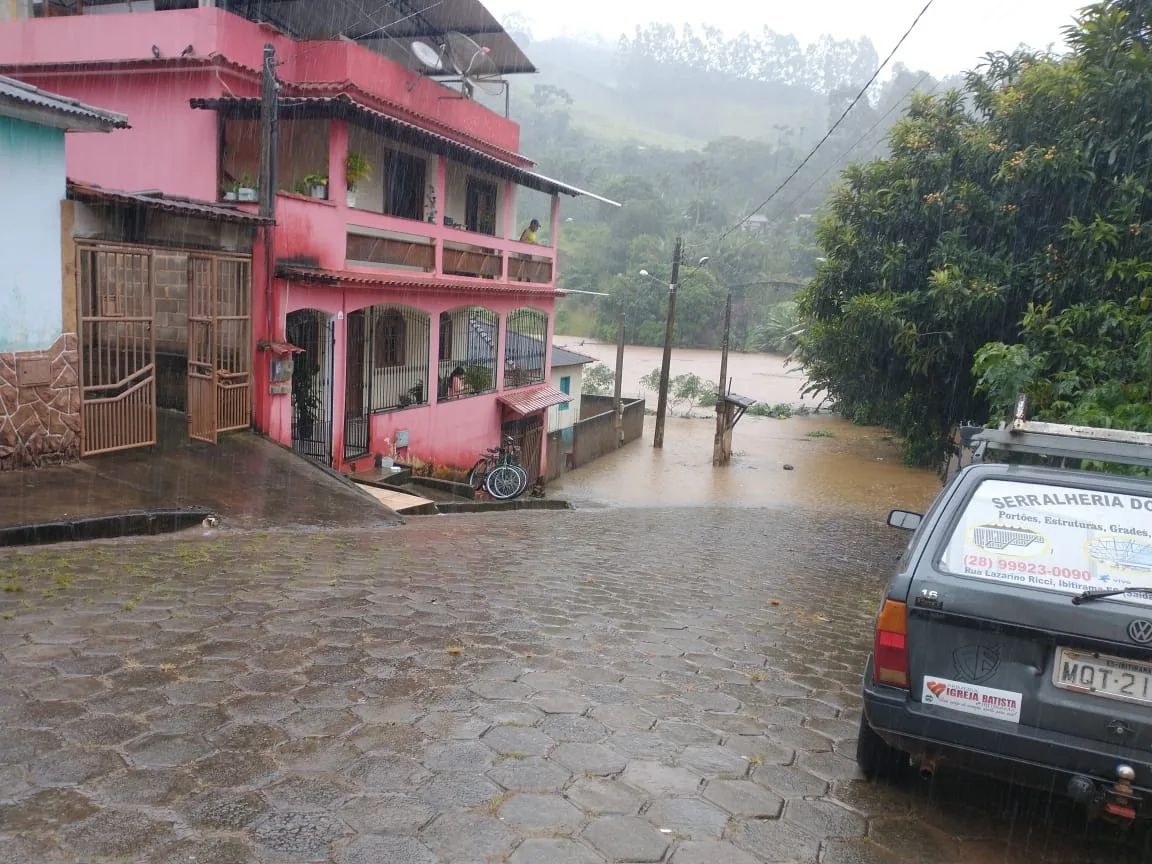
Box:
259 44 279 335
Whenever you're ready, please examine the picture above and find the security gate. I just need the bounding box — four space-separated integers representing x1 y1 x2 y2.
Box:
77 242 252 456
188 254 252 444
77 245 157 455
502 413 544 485
343 309 371 462
286 309 334 466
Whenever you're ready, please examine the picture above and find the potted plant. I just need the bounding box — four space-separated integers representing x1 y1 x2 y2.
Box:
304 173 329 200
345 151 371 208
221 179 240 201
237 172 258 203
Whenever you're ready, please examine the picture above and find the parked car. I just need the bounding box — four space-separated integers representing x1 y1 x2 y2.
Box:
859 421 1152 823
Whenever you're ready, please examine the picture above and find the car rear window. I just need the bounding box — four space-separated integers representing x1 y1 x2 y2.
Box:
938 478 1152 602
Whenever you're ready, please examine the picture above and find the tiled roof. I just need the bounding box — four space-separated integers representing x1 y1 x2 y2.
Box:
67 180 272 225
498 385 572 416
0 53 259 78
0 75 127 129
552 346 597 367
276 265 560 297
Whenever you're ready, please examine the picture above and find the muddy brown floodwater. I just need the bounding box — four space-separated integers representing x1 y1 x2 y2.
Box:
556 336 812 407
553 336 940 514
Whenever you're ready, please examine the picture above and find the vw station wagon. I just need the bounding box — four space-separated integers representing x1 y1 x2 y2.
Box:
859 410 1152 823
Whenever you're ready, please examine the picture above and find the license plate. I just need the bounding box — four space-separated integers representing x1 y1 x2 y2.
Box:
1053 647 1152 706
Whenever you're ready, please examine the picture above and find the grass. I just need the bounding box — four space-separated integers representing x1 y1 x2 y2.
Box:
806 429 835 438
473 790 513 816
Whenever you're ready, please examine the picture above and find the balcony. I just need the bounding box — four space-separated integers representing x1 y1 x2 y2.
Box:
214 112 560 288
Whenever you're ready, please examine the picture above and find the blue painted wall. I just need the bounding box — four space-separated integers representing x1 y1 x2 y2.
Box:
0 115 65 352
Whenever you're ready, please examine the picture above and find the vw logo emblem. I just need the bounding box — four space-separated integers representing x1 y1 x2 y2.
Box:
1127 619 1152 645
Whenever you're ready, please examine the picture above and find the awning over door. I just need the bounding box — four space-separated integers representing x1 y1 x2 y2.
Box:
498 385 571 416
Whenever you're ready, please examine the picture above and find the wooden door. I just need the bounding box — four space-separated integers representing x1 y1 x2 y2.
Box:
187 256 217 443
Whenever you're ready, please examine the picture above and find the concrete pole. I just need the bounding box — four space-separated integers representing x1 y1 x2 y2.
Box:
653 236 681 449
613 314 625 447
713 291 732 466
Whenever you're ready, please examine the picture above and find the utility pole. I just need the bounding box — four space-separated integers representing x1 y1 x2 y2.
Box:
653 236 681 449
613 313 625 447
713 291 732 466
258 44 279 221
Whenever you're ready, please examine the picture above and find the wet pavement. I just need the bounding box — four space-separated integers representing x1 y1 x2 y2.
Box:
0 413 397 532
0 507 1148 863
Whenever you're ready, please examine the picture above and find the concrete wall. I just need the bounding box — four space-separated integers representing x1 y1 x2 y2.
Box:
544 396 646 484
0 116 66 352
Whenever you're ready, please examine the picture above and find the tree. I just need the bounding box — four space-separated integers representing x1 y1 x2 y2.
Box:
582 363 616 396
795 0 1152 465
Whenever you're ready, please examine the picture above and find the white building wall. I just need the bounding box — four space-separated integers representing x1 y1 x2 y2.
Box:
548 362 584 433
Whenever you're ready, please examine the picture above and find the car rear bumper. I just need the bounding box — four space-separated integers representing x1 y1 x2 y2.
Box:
862 655 1152 798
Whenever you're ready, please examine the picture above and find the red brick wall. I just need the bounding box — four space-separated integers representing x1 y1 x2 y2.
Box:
0 333 81 470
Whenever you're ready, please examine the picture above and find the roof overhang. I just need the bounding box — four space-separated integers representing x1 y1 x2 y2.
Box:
0 75 128 132
67 180 272 226
192 94 620 205
276 265 561 297
498 385 573 415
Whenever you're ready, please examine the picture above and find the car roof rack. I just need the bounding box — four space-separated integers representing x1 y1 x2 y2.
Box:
968 394 1152 469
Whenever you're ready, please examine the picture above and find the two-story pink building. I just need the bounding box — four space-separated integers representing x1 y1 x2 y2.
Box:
0 0 615 482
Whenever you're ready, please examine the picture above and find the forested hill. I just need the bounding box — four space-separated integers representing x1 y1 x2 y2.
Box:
480 21 963 350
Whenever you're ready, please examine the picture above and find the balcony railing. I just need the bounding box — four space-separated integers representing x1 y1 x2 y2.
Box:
270 191 558 286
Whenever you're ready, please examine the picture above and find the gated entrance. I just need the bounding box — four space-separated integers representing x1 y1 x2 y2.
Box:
77 245 157 455
286 309 334 466
502 413 544 485
77 242 253 456
343 309 371 462
187 254 253 444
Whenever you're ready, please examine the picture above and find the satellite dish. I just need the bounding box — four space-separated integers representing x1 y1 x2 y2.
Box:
410 40 443 71
443 31 505 97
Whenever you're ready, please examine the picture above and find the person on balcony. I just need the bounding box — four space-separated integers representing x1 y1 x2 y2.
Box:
448 366 467 397
519 219 541 243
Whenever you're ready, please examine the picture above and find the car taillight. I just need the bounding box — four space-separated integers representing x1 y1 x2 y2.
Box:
874 599 909 688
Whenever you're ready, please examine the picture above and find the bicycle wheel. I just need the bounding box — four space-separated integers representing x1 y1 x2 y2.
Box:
484 465 522 500
509 463 529 497
467 458 489 490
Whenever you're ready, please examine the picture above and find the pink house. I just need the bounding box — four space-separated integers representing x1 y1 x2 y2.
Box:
0 0 616 482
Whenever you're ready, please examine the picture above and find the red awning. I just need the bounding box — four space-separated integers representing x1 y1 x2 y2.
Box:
276 265 560 297
498 385 572 416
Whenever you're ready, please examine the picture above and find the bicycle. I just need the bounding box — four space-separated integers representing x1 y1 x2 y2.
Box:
467 436 528 500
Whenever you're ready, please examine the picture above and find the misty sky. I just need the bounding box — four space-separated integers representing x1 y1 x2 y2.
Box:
484 0 1088 78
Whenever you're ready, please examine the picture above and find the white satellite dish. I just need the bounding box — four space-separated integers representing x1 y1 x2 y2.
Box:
411 40 443 71
443 31 505 97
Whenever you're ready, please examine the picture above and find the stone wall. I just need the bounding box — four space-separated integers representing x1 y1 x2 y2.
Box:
0 333 80 470
153 253 188 355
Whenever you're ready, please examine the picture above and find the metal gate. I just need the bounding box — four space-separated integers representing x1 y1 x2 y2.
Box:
78 245 157 456
503 414 544 485
287 309 334 465
342 309 371 462
187 254 253 443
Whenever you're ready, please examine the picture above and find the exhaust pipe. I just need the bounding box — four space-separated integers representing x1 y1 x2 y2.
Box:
918 752 937 781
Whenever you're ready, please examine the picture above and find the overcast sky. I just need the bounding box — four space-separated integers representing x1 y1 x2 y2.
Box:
482 0 1088 78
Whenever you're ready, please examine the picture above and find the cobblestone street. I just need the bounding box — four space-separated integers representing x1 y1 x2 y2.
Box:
0 507 1147 863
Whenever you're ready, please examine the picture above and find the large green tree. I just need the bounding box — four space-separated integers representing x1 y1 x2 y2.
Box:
796 0 1152 466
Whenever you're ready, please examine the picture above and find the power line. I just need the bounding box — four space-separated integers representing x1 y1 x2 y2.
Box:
773 72 935 220
716 0 938 245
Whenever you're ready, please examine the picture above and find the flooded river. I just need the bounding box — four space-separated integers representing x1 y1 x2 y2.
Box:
554 336 812 406
553 336 940 514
